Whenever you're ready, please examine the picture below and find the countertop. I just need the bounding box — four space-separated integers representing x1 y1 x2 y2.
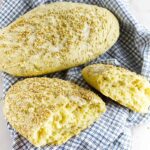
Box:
0 0 150 150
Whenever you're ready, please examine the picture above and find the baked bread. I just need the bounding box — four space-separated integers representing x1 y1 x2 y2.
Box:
0 2 119 76
3 78 106 147
82 64 150 113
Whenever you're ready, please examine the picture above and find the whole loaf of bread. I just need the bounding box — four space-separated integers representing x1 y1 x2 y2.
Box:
0 2 119 76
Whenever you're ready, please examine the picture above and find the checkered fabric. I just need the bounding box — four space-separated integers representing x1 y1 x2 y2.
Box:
0 0 150 150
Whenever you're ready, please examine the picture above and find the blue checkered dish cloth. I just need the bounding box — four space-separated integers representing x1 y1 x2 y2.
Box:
1 0 150 150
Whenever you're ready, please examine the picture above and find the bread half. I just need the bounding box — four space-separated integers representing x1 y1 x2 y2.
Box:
3 78 106 147
82 64 150 113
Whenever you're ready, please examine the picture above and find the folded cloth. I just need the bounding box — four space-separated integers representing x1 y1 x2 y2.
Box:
1 0 150 150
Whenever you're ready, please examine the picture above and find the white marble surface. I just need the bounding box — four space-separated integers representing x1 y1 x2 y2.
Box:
127 0 150 149
0 0 150 150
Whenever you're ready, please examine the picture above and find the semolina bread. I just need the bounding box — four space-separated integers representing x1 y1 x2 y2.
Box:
3 78 106 147
0 2 119 76
82 64 150 113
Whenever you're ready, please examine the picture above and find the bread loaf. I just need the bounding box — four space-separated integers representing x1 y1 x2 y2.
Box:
0 2 119 76
82 64 150 113
3 78 106 147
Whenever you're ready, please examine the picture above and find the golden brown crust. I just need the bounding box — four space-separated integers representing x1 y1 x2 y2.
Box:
4 77 106 147
0 2 119 76
82 64 150 113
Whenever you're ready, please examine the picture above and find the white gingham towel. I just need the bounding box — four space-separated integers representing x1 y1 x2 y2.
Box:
1 0 150 150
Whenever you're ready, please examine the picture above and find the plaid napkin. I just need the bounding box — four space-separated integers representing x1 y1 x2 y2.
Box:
1 0 150 150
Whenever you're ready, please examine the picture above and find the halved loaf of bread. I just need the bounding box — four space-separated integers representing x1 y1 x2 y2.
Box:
4 78 106 147
82 64 150 113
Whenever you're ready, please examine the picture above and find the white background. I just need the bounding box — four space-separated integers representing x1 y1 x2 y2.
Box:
0 0 150 149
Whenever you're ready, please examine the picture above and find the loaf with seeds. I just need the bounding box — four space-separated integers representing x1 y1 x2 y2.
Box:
3 78 106 147
82 64 150 113
0 2 119 76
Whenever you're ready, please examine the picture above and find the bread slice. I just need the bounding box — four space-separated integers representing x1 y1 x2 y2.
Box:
82 64 150 113
3 78 106 147
0 2 119 76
